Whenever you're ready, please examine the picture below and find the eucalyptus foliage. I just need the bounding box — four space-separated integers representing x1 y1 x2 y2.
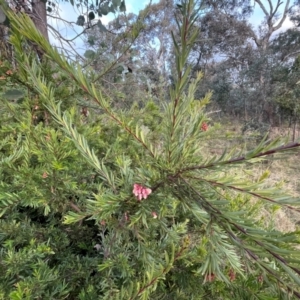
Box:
1 1 300 299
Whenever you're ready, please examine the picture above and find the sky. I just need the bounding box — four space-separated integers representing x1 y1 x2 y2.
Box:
48 0 294 58
249 1 293 34
47 0 157 57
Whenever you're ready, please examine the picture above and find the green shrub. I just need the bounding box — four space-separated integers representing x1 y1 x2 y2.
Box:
1 1 300 299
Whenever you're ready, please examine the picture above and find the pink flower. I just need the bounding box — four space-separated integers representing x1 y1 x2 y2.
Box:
151 211 157 219
133 183 152 201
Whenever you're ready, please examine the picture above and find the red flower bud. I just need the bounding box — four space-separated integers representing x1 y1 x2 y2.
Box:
201 122 208 131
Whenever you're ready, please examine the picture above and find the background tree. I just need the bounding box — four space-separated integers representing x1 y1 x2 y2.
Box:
273 54 300 139
194 0 300 125
81 0 180 107
0 0 127 59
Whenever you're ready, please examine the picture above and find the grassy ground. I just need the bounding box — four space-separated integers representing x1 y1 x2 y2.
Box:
210 119 300 232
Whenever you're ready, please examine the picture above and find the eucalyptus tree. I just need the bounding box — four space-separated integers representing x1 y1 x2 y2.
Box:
0 0 127 58
82 0 179 106
194 0 300 124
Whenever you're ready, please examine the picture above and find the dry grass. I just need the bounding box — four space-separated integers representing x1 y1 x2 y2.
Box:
268 155 300 231
209 120 300 232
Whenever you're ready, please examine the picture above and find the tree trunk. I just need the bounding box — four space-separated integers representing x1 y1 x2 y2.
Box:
31 0 49 41
292 116 297 142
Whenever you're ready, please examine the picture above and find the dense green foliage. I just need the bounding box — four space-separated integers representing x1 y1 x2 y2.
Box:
1 1 300 299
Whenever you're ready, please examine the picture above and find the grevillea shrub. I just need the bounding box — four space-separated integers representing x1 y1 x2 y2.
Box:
1 1 300 299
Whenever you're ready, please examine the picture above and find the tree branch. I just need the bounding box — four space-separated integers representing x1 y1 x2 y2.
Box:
186 174 300 214
255 0 270 17
267 0 274 15
273 0 290 31
46 14 77 26
180 141 300 173
248 26 261 47
273 0 283 16
180 177 300 296
281 49 300 61
47 23 85 60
